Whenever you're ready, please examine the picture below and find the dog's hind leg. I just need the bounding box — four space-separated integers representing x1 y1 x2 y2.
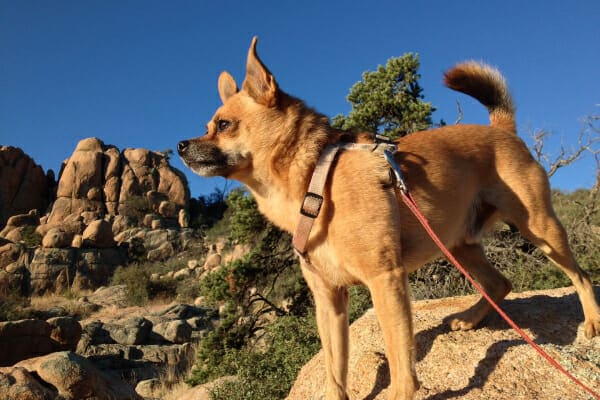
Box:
446 243 512 330
367 268 419 400
514 208 600 338
500 166 600 338
300 259 350 400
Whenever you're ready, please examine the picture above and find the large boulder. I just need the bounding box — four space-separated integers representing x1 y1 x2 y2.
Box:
81 219 115 248
47 316 82 350
0 317 81 366
41 227 74 248
81 317 153 346
15 351 141 400
86 285 129 308
152 320 192 344
0 366 56 400
0 242 24 269
28 247 127 295
287 287 600 400
0 146 53 229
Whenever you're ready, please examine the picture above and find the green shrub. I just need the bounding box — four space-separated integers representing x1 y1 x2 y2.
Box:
0 286 31 321
176 279 202 302
148 277 179 301
226 189 265 244
21 225 42 247
111 264 150 306
203 188 267 246
201 314 321 400
189 189 228 230
348 286 372 323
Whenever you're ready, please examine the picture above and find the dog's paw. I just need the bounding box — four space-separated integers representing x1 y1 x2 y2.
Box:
446 310 480 331
584 316 600 338
448 317 477 331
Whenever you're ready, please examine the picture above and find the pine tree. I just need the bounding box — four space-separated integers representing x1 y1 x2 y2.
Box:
332 53 434 139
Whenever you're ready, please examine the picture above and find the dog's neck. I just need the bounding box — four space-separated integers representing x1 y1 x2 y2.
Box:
240 96 336 233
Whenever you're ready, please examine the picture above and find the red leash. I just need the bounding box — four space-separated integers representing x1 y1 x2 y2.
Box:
400 190 600 399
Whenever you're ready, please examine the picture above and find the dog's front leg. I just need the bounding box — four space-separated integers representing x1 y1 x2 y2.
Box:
367 268 418 400
300 259 350 400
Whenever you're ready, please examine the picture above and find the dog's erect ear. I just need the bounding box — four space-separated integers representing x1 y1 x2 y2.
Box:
242 37 278 107
218 72 238 103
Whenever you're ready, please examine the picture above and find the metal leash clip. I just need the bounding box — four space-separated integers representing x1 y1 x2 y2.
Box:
383 149 409 194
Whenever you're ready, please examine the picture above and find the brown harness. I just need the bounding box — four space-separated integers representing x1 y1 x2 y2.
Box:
292 139 401 255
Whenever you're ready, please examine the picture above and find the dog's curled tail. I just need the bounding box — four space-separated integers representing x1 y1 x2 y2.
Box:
444 61 516 134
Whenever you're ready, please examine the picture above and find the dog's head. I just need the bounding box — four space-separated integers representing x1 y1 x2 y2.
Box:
178 37 289 181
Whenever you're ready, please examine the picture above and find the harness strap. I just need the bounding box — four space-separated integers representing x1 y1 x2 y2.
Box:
292 144 340 254
292 141 395 254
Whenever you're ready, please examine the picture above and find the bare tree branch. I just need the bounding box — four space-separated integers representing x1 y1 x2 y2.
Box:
454 100 463 125
530 112 600 178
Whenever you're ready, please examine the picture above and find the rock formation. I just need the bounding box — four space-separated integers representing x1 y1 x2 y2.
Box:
76 302 216 386
14 351 141 400
0 317 81 366
0 139 196 294
0 146 54 229
0 294 217 400
287 286 600 400
46 137 189 231
0 366 56 400
27 247 128 295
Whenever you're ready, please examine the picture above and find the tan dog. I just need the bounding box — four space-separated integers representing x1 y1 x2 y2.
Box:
178 38 600 399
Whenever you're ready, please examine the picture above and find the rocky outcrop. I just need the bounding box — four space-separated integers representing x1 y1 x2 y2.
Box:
14 351 141 400
77 303 217 385
28 247 127 295
2 227 197 296
115 227 198 261
0 146 54 229
0 241 30 298
0 366 56 400
0 317 81 366
287 287 600 400
46 137 189 231
0 210 41 243
0 299 215 399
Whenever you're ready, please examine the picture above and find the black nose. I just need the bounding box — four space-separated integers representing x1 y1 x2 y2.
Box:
177 140 189 155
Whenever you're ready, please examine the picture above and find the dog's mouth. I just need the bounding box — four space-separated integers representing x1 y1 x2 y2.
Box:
183 159 228 177
178 140 245 178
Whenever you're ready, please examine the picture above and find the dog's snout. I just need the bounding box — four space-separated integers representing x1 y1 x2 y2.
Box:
177 140 189 155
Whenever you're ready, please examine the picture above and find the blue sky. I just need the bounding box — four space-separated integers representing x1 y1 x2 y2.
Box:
1 0 599 197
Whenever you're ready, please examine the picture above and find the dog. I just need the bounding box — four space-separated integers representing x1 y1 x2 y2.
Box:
178 37 600 399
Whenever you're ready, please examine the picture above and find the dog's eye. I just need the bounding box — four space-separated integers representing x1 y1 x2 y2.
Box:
216 119 231 132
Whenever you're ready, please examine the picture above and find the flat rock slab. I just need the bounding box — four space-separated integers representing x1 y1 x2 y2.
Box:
288 286 600 400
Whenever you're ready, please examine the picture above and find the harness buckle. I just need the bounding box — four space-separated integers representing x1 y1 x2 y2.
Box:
383 149 409 194
373 134 395 144
300 192 324 219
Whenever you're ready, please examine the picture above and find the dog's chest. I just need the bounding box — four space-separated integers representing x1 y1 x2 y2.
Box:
307 244 363 286
252 189 300 234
